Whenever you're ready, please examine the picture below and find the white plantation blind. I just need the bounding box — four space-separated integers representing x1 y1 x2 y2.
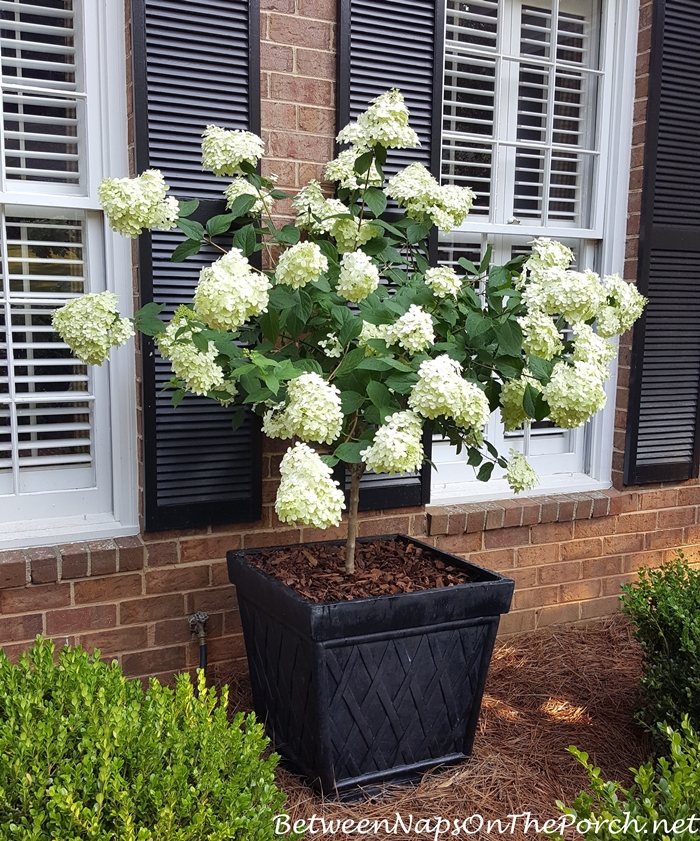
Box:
442 0 604 233
0 0 83 190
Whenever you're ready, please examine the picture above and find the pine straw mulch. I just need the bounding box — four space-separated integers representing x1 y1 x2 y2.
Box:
224 615 651 840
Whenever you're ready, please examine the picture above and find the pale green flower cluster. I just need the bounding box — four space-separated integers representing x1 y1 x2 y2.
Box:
361 410 424 475
275 442 346 529
386 305 435 354
386 163 475 233
524 238 573 277
318 332 343 358
543 361 607 428
98 170 179 238
156 314 226 396
193 249 270 332
358 321 388 356
572 322 616 377
325 147 383 190
409 355 490 435
524 268 605 324
336 89 419 150
262 372 343 445
518 310 564 361
52 291 134 366
201 126 264 176
275 242 328 289
506 450 539 494
424 265 462 298
292 181 380 251
499 377 528 432
225 178 273 216
596 273 647 338
336 250 380 302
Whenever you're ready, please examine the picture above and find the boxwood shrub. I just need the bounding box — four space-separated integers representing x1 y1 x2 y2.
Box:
0 638 296 841
621 551 700 733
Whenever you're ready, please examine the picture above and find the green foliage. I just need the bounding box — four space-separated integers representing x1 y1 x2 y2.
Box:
621 551 700 733
0 638 293 841
551 717 700 841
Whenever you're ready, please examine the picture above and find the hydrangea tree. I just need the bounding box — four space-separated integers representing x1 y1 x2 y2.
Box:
54 90 646 575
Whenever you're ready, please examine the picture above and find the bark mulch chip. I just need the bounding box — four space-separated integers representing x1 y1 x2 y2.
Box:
248 537 474 603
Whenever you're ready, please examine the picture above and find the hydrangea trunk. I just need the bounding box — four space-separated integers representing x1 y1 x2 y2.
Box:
345 463 365 575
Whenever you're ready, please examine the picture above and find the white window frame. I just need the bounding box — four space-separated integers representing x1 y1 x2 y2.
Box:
0 0 138 549
431 0 640 504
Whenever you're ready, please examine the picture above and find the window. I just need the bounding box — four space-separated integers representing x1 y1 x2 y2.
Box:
0 0 136 548
431 0 636 502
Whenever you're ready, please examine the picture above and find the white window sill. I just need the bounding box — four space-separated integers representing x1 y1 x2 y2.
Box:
430 473 612 506
0 514 140 552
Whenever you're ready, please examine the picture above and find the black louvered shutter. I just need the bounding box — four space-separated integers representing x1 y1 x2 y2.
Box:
131 0 262 531
337 0 443 509
624 0 700 484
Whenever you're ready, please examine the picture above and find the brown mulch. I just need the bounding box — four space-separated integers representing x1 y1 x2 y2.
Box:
248 537 473 602
225 614 651 840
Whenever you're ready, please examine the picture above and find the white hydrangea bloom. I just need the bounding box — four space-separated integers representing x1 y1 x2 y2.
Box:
193 249 270 331
386 163 474 233
499 378 528 432
331 218 381 253
201 126 264 176
263 372 343 445
596 274 648 338
525 238 574 276
358 321 389 355
224 178 273 216
361 411 424 475
518 310 564 361
386 304 435 354
336 89 419 150
408 355 490 434
156 315 225 396
524 268 605 324
275 442 346 529
292 182 352 239
571 322 616 378
52 291 134 366
319 332 343 358
336 250 380 302
275 241 328 289
506 450 539 494
98 170 179 238
325 148 384 190
424 266 463 298
543 360 607 428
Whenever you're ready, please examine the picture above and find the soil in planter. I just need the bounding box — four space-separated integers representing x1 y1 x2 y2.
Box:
249 536 474 603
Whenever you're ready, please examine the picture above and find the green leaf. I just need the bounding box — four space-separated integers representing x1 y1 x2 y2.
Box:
258 309 280 344
178 199 199 218
292 358 324 375
176 218 204 241
171 237 202 262
206 213 236 237
494 320 522 357
191 331 209 353
467 447 483 467
528 355 555 384
523 383 540 418
134 302 165 319
277 224 301 245
269 188 293 200
231 407 246 432
465 310 492 340
378 245 405 264
338 313 362 347
479 244 493 274
269 286 298 311
333 347 366 379
334 441 366 464
263 375 280 395
367 380 391 409
375 144 387 166
320 454 339 468
494 355 523 380
243 387 273 404
340 391 365 414
458 257 478 275
134 303 166 337
354 151 374 175
233 223 256 257
360 237 389 256
363 187 387 218
316 239 338 265
384 373 419 394
406 220 432 244
356 357 411 372
477 461 495 482
172 389 186 408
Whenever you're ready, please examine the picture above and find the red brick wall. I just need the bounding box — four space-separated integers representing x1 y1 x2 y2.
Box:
1 0 686 683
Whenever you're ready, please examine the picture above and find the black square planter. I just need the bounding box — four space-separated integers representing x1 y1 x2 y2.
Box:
227 534 514 796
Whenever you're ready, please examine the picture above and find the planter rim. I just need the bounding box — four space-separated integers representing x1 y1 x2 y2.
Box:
228 532 512 611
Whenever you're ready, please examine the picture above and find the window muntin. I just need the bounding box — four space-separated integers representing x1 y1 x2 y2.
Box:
442 0 605 234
